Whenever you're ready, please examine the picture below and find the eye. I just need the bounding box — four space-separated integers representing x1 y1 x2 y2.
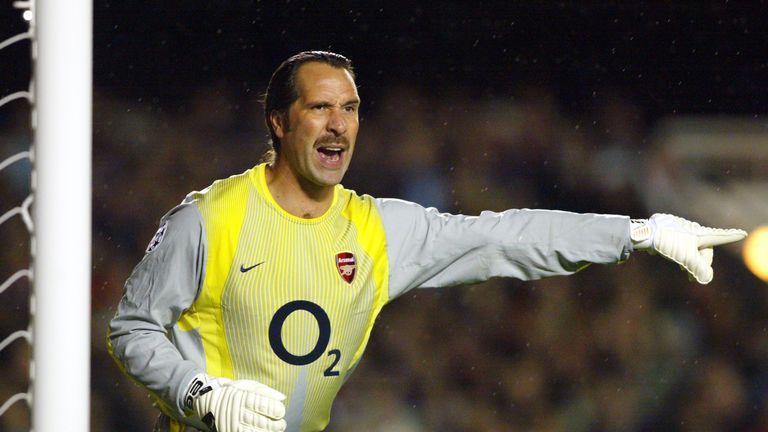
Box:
343 105 358 113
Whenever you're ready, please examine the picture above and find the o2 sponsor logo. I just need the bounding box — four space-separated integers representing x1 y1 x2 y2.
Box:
268 300 341 377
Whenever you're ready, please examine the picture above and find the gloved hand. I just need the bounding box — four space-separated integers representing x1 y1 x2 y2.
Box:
630 213 747 284
184 373 287 432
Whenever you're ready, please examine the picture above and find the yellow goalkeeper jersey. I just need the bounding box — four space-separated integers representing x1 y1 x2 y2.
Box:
180 163 388 431
109 163 632 432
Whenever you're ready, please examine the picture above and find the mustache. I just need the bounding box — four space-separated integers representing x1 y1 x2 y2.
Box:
315 135 350 147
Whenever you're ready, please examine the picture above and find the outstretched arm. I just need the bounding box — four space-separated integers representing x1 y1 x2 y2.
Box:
376 199 633 300
376 199 746 300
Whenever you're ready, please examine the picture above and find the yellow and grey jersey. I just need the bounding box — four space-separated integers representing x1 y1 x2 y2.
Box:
108 163 632 432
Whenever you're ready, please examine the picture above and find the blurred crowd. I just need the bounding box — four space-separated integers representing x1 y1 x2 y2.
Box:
0 80 765 431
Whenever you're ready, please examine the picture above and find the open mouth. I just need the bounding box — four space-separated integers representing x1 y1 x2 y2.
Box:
317 146 344 163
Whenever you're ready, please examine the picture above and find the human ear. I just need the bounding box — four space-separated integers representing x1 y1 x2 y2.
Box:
270 111 287 138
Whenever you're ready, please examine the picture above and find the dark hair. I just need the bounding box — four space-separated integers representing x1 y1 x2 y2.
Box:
262 51 355 161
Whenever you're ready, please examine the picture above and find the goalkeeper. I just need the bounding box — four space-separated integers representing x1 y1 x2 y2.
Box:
107 51 746 432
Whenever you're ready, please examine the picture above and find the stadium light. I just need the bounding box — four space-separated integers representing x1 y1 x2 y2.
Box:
743 225 768 282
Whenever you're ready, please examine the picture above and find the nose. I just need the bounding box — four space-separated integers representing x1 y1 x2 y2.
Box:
326 109 347 137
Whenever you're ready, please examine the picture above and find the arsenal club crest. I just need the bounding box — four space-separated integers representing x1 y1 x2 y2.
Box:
335 252 356 284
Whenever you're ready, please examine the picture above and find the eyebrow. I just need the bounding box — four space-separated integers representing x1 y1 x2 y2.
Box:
305 98 361 107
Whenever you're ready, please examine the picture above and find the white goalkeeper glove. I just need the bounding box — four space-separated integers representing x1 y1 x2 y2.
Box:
630 213 747 284
184 373 287 432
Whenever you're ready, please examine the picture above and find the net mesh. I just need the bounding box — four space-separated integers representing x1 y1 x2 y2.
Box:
0 1 34 426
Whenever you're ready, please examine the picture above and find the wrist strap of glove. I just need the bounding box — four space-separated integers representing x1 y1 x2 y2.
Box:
183 373 226 411
630 218 653 250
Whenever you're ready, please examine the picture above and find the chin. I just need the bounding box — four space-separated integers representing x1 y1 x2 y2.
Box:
320 176 344 187
324 173 347 187
312 168 347 187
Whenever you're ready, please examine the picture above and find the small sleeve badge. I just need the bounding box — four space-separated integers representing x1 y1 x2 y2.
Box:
145 221 168 253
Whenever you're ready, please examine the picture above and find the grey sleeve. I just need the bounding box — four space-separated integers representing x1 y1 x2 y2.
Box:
376 198 633 300
107 202 206 416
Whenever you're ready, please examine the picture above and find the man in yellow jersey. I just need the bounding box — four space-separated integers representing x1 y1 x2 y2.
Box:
108 51 747 432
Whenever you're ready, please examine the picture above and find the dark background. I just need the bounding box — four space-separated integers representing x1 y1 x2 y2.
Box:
1 2 768 431
90 2 767 116
2 2 767 131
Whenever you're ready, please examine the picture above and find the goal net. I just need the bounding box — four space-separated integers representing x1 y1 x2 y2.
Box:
0 1 91 430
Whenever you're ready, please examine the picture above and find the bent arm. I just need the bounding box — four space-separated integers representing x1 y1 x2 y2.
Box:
376 199 632 299
107 203 206 416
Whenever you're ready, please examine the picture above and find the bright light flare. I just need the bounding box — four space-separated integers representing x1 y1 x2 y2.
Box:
743 225 768 282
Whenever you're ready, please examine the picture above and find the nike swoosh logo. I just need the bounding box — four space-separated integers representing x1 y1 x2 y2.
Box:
240 262 264 273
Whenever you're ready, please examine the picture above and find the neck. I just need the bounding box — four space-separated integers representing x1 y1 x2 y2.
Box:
264 162 335 219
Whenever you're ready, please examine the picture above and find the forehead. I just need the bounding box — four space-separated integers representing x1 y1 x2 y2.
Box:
294 62 358 101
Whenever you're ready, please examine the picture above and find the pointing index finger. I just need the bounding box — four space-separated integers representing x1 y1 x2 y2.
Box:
696 227 748 248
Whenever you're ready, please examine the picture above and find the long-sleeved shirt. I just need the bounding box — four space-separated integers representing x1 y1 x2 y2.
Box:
108 163 632 432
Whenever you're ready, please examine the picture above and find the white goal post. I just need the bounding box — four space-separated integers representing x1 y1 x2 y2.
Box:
32 0 92 430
